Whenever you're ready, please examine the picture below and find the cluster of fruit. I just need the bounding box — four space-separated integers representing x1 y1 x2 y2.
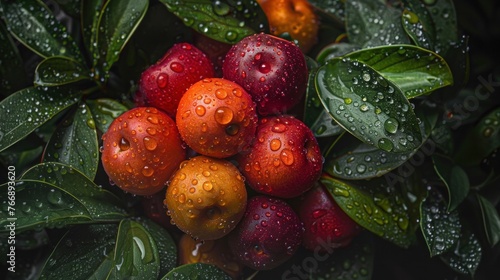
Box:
100 31 361 276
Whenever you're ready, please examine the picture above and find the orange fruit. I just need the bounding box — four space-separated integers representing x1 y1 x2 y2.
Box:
176 78 258 158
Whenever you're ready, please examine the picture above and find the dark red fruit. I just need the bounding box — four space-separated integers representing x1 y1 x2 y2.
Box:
298 182 362 252
222 33 308 116
236 115 323 198
227 195 304 270
136 43 215 118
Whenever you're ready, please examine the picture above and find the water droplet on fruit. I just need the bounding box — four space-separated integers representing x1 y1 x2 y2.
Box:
195 105 206 116
156 73 168 88
178 194 186 203
143 137 157 151
119 137 130 151
259 62 271 74
312 209 327 219
170 62 184 73
280 148 294 165
215 107 234 124
147 115 159 124
142 166 154 177
272 123 287 133
270 139 281 151
202 181 213 191
146 127 157 135
215 88 228 99
125 162 133 173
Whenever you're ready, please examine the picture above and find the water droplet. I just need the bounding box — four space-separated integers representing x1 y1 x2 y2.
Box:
47 189 63 205
360 104 369 112
356 164 366 174
403 9 420 24
215 89 228 99
214 107 234 124
170 62 184 73
378 138 394 152
344 98 352 105
195 105 206 116
384 118 399 134
143 137 157 151
156 73 168 88
483 127 493 137
271 123 287 133
362 73 371 81
142 166 154 177
280 148 294 165
119 137 130 151
202 181 213 191
270 139 281 151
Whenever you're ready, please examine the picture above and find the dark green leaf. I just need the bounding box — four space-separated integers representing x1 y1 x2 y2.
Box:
137 219 178 276
0 0 83 61
345 45 454 98
34 56 90 87
109 220 160 279
81 0 104 58
0 179 92 233
439 229 482 277
86 98 129 133
43 103 99 180
315 42 360 65
345 0 410 48
401 1 436 50
39 224 118 279
432 155 470 211
420 190 461 257
0 21 28 94
0 87 81 152
21 162 127 220
159 0 268 44
454 107 500 165
475 194 500 247
315 58 422 153
309 0 346 23
427 0 458 54
161 263 232 280
320 175 415 248
53 0 81 18
94 0 149 75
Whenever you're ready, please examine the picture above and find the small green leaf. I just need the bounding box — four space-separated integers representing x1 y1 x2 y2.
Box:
109 220 160 279
475 194 500 247
34 56 90 87
86 98 129 133
21 162 127 221
0 21 28 94
315 58 422 153
345 45 454 98
43 103 99 180
0 87 81 152
39 224 119 279
432 155 470 211
427 0 458 54
161 263 232 280
455 106 500 165
94 0 149 75
159 0 268 44
320 175 415 248
420 190 461 257
81 0 104 58
137 219 178 276
0 0 83 61
401 0 436 50
315 42 360 65
345 0 410 48
439 229 482 277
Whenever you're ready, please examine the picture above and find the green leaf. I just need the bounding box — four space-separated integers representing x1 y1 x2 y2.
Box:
309 0 346 23
439 229 482 277
137 219 178 276
420 190 461 257
475 194 500 247
21 162 127 221
86 98 129 133
315 58 422 153
432 155 470 211
94 0 149 75
34 56 91 87
320 175 415 248
39 224 118 279
81 0 104 58
345 0 411 48
159 0 268 44
161 263 232 280
0 179 92 233
315 42 360 65
455 107 500 165
43 103 99 180
345 45 454 98
0 0 83 61
427 0 458 54
108 220 160 279
401 1 436 51
0 21 28 94
0 87 81 152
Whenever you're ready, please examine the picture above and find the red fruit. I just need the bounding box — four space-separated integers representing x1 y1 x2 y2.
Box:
193 33 232 77
298 182 362 252
236 115 323 198
101 107 186 196
227 195 304 270
222 33 308 116
136 43 215 118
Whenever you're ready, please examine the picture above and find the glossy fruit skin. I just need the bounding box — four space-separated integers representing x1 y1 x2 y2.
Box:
101 107 186 196
176 78 258 158
298 182 362 252
193 33 232 77
222 33 308 116
136 43 215 118
257 0 319 53
178 233 245 278
165 155 247 240
227 195 304 270
236 115 323 198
